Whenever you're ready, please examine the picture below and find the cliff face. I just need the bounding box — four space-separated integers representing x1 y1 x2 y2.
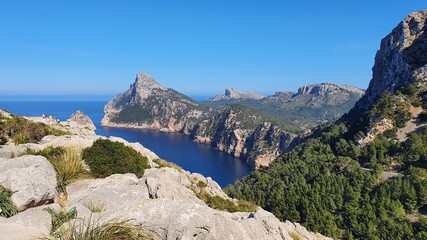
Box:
356 10 427 111
347 10 427 145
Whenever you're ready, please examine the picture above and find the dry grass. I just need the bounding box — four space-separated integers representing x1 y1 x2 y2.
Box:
83 201 105 213
39 217 157 240
50 147 86 185
289 231 303 240
152 158 183 172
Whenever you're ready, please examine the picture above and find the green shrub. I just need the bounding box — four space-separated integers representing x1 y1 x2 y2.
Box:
0 186 18 218
197 181 207 188
83 139 150 178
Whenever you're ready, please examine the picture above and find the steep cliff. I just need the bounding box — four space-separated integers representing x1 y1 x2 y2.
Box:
345 10 427 145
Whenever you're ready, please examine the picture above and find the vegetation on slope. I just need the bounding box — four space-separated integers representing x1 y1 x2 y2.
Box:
226 123 427 239
226 82 427 240
0 113 69 145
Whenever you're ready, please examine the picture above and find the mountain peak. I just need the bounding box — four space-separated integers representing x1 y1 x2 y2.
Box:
134 72 163 88
209 88 263 101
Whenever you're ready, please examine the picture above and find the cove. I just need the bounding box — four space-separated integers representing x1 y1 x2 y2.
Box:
0 100 252 187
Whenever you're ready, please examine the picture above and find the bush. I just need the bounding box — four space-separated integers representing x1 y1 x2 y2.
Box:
419 111 427 123
83 139 150 178
0 186 18 218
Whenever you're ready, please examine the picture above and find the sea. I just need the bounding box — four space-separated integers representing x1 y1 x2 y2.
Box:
0 99 252 187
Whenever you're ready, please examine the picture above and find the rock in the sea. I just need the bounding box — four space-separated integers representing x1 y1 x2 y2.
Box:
0 155 57 211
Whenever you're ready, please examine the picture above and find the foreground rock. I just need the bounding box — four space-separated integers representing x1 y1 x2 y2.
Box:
1 168 330 240
0 155 57 211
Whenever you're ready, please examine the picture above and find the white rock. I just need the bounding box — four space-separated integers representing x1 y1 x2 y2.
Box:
0 155 57 211
0 223 45 240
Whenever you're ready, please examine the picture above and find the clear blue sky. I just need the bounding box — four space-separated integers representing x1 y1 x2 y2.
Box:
1 1 426 98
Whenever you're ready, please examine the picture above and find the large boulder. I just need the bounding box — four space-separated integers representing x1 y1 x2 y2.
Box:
0 155 57 211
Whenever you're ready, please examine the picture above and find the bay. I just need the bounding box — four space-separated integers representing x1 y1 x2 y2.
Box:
0 100 251 187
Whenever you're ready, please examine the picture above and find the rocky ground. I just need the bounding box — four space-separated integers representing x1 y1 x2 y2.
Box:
0 111 330 240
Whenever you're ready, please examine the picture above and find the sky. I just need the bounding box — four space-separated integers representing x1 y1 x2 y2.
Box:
0 1 426 99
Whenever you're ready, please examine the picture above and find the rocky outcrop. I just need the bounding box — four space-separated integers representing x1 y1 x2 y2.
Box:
65 110 96 135
0 155 57 211
208 88 264 101
346 10 427 145
356 10 427 111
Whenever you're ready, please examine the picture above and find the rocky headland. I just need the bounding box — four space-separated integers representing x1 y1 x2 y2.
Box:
102 74 363 168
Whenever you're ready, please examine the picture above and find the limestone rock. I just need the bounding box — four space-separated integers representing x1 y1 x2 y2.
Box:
65 110 96 135
0 155 57 211
0 223 45 240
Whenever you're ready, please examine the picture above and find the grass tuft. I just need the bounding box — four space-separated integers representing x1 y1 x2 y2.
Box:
83 201 105 213
153 158 183 172
0 185 18 218
39 217 157 240
44 207 78 235
192 188 256 213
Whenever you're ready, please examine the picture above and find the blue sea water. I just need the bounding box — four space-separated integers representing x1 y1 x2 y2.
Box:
0 100 251 187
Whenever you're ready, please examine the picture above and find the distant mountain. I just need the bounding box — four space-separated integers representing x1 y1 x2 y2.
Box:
205 83 364 129
208 88 263 101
